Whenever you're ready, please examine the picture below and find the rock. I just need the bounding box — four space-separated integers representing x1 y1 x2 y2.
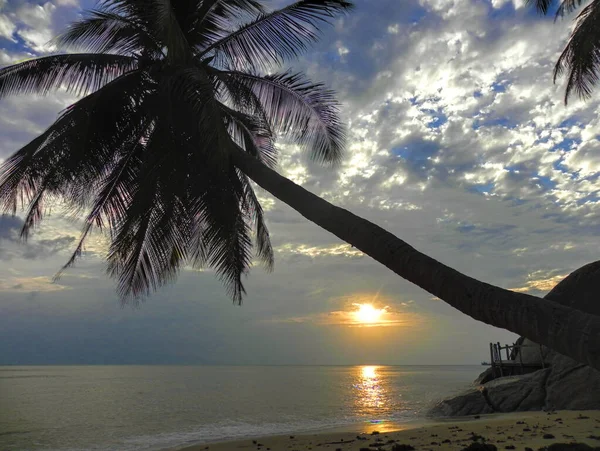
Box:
430 261 600 416
431 370 549 416
391 445 415 451
541 444 598 451
429 386 494 417
485 369 550 412
545 353 600 410
460 444 497 451
475 367 496 385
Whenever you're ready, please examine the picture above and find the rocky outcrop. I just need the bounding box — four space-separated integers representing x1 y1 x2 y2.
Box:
430 369 551 416
544 353 600 411
474 367 495 385
430 261 600 417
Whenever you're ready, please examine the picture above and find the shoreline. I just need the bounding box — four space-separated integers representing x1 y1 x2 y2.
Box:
174 410 600 451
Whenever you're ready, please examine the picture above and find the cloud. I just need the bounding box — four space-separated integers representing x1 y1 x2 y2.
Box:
275 243 364 259
511 270 567 294
0 214 22 238
0 275 68 292
0 214 76 261
0 13 16 41
265 292 422 329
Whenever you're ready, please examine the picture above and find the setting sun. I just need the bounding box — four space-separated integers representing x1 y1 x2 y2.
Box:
353 304 387 324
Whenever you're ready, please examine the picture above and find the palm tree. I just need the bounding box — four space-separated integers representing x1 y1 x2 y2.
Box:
529 0 600 103
0 0 351 302
1 0 600 371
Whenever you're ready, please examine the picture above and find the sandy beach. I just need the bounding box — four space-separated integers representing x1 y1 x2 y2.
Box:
177 410 600 451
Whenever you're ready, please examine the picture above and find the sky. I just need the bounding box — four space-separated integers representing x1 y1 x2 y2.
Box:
0 0 598 366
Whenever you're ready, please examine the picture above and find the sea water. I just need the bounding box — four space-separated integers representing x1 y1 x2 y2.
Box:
0 365 480 450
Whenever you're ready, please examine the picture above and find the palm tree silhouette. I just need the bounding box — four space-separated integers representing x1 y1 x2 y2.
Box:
0 0 352 302
529 0 600 103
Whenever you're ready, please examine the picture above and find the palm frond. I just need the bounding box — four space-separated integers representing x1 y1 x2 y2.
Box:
0 70 150 242
186 0 265 48
101 69 240 302
106 116 178 300
52 9 163 56
555 0 586 17
219 70 345 164
20 183 47 240
527 0 555 14
554 0 600 104
199 168 253 304
193 0 265 25
240 173 273 270
99 0 154 20
199 0 354 71
211 67 274 152
0 54 138 98
152 0 193 64
223 107 277 168
54 140 146 281
0 132 55 215
54 102 154 279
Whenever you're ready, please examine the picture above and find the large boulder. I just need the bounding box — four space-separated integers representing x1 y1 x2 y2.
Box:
430 369 551 416
545 353 600 410
429 386 494 417
485 369 551 412
429 261 600 417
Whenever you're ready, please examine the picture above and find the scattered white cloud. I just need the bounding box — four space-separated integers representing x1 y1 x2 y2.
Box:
511 271 568 294
0 13 15 41
0 275 68 292
276 243 364 259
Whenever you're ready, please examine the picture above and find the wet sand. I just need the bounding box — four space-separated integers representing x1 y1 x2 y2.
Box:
176 410 600 451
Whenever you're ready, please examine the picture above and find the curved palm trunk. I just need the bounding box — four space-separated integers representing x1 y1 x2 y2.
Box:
232 147 600 371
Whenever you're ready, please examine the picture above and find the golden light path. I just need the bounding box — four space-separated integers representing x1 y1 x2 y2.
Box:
352 365 392 430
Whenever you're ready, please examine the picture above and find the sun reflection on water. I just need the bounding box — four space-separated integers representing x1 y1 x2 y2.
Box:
353 366 390 426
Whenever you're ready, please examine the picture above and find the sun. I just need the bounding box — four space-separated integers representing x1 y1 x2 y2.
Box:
353 303 386 324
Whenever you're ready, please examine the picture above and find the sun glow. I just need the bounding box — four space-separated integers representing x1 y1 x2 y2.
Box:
353 303 387 324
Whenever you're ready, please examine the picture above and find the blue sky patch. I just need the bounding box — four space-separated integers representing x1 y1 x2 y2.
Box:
491 81 508 93
532 175 557 190
469 182 495 195
473 116 517 130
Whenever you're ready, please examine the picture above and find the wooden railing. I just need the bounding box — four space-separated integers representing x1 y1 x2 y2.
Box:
489 342 546 378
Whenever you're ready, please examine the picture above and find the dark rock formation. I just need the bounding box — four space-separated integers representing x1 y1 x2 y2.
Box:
474 367 495 385
431 369 551 416
430 261 600 416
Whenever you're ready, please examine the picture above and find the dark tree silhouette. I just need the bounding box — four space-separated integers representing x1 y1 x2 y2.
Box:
0 0 352 302
529 0 600 103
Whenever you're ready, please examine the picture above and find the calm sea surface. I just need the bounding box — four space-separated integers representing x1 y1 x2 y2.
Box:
0 365 481 450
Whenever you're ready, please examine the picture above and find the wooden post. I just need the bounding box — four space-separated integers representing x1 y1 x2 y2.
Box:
497 342 504 377
490 342 496 379
506 344 511 360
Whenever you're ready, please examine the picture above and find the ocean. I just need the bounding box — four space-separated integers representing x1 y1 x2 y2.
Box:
0 365 481 450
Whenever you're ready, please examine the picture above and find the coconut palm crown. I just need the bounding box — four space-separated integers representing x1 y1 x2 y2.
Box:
529 0 600 103
0 0 353 303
